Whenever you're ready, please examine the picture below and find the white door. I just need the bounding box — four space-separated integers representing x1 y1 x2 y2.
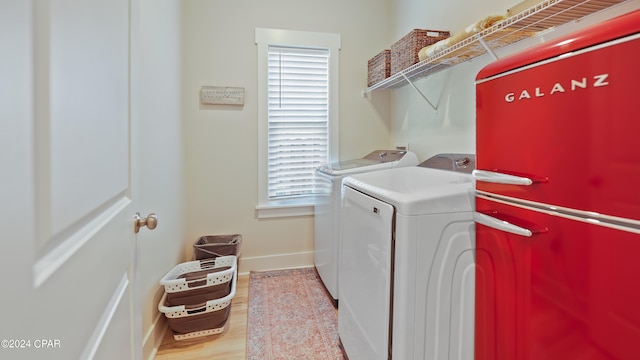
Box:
1 1 144 359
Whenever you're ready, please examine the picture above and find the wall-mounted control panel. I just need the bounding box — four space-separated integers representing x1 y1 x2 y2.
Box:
200 86 245 105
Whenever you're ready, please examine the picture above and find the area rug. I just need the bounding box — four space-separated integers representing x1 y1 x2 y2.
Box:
246 267 344 360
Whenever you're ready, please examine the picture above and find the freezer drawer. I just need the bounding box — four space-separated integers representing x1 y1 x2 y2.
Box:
474 196 640 360
475 30 640 222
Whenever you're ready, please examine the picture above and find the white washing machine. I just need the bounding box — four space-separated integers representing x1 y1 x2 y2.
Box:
338 154 476 360
314 150 418 304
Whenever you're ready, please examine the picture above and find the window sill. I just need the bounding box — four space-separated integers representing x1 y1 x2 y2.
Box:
256 202 315 219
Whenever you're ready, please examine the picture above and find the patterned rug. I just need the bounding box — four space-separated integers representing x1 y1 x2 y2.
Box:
246 267 344 360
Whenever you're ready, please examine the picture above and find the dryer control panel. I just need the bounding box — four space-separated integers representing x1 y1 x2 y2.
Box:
419 153 476 174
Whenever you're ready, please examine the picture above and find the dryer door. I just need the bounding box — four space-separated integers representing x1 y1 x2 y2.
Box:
338 185 395 360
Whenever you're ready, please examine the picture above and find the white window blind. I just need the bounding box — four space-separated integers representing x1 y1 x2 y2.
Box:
267 45 330 200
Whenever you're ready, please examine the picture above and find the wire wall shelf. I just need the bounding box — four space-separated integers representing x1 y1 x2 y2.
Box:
365 0 628 92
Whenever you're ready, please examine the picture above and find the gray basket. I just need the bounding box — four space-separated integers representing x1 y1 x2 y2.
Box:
193 234 241 260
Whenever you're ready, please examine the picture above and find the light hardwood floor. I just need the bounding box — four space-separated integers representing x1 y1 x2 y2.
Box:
154 274 250 360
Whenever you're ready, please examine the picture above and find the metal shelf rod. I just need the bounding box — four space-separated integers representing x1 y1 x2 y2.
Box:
478 38 499 60
401 73 437 110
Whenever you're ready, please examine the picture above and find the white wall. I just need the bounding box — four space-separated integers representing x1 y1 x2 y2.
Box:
387 0 640 161
388 0 511 160
181 0 392 273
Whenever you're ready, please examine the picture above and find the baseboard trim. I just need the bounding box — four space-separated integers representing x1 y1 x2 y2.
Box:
238 250 314 275
143 311 167 360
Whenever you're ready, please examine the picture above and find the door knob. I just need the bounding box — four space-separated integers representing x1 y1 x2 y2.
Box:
134 212 158 233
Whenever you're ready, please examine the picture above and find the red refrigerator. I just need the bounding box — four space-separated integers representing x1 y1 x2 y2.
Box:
474 9 640 360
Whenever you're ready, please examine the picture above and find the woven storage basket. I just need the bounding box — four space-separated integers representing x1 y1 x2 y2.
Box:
367 49 391 87
390 29 450 74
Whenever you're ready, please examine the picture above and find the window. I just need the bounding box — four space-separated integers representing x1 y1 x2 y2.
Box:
267 46 329 199
255 28 340 218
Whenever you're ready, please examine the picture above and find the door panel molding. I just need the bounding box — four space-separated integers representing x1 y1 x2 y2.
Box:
80 273 130 359
33 195 131 287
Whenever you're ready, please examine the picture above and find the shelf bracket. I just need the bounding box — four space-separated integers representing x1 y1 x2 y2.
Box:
401 73 437 111
478 38 499 61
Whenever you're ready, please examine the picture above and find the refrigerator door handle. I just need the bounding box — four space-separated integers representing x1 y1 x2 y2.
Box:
474 212 533 237
472 170 533 185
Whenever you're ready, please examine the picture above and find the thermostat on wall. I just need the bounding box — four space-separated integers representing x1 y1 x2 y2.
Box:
200 86 245 105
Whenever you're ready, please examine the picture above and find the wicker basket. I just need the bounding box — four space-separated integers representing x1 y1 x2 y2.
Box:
390 29 450 74
367 49 391 87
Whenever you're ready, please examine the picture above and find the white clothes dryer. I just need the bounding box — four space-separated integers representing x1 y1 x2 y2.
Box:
338 154 476 360
314 150 418 304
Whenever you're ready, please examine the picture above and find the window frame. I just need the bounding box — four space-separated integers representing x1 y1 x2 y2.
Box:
255 28 340 219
